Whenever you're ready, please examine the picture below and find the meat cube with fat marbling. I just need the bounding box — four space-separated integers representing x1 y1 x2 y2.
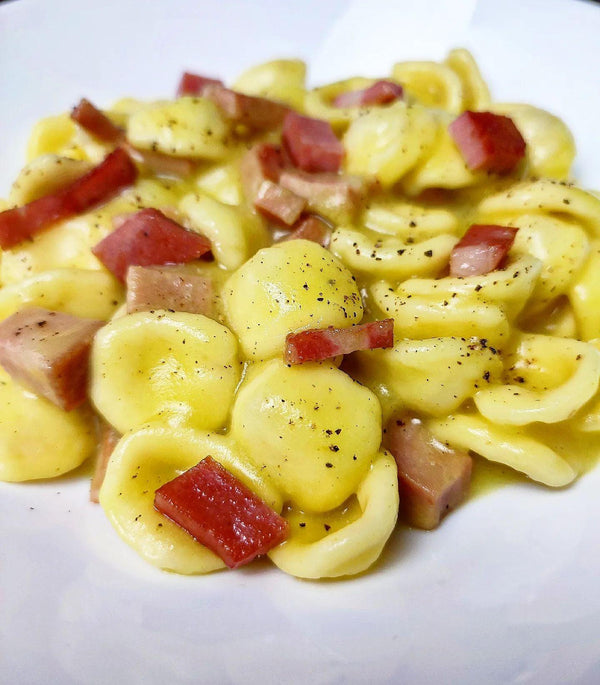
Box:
282 112 344 173
333 80 404 108
0 306 103 411
126 265 213 315
384 413 472 530
203 84 288 129
279 214 331 247
449 111 526 174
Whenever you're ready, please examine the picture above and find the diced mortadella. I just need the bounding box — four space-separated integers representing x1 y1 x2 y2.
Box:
0 306 103 411
126 265 213 316
284 319 394 365
176 72 224 97
278 168 365 216
71 98 124 143
90 422 122 503
239 144 305 225
282 112 344 173
384 413 472 530
92 208 211 282
449 224 518 277
279 215 331 248
240 143 285 199
203 84 288 129
154 456 289 569
0 148 137 249
253 181 306 226
449 111 526 173
333 80 404 108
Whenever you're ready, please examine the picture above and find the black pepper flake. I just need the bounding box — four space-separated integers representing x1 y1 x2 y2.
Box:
329 445 340 452
324 524 331 531
325 462 333 468
424 250 433 257
299 522 306 528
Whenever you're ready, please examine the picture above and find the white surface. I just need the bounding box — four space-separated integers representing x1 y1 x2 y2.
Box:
1 1 600 683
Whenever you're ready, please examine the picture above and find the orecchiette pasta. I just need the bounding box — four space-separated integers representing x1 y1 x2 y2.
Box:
2 48 600 580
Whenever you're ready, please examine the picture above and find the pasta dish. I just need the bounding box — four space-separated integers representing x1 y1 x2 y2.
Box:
1 49 598 579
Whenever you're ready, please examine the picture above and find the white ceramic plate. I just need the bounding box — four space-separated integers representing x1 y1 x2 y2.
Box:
2 1 600 683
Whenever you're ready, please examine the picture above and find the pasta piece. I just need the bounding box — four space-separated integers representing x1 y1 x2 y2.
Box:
223 240 363 360
363 200 459 240
571 340 600 432
474 334 600 425
9 155 92 206
370 281 510 347
343 101 438 187
180 191 268 270
26 113 108 164
268 452 398 578
232 59 307 111
476 179 600 238
397 255 542 321
427 413 576 487
90 310 240 433
331 226 456 281
521 296 578 338
569 244 600 340
0 268 122 322
509 214 588 309
391 60 464 113
230 359 381 512
194 161 243 206
350 337 503 420
444 48 491 111
490 103 576 180
0 366 95 482
127 97 230 160
99 424 282 574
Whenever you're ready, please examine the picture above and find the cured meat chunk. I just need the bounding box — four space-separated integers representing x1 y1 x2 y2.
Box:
240 143 285 197
92 208 211 282
333 80 404 108
282 112 344 173
203 84 288 129
154 456 289 569
449 224 518 277
384 413 472 530
71 98 124 143
176 72 224 97
278 168 365 216
0 306 103 411
240 143 304 225
449 111 526 173
254 181 306 226
279 215 331 247
90 422 121 503
126 265 213 315
285 319 393 364
0 148 137 249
